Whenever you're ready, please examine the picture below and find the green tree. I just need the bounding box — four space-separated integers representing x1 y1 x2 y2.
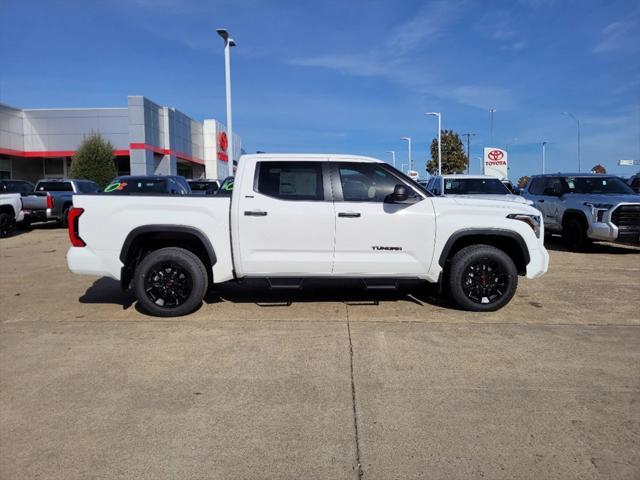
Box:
517 176 530 188
426 130 468 175
69 133 117 188
591 164 606 174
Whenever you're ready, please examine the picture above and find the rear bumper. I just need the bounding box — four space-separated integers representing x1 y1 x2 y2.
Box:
525 244 549 279
67 247 122 280
22 208 55 222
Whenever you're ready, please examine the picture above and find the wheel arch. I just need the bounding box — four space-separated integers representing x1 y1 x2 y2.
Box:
438 228 530 275
0 205 16 217
561 209 589 229
119 225 217 288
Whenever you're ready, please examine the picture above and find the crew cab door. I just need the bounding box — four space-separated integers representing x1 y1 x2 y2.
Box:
331 162 436 276
528 177 563 231
235 160 335 275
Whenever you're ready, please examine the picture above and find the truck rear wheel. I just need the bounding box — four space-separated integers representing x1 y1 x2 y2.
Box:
0 212 16 238
133 247 208 317
447 244 518 312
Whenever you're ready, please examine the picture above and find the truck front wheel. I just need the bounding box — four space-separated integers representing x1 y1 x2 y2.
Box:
133 247 208 317
447 244 518 312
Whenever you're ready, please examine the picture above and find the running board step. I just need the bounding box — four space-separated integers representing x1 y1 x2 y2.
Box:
266 278 304 290
362 280 399 291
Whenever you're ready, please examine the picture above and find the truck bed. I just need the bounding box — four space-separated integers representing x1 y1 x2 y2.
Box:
68 195 233 282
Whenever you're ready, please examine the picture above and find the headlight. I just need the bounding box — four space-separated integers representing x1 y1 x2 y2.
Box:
507 213 541 238
584 202 612 222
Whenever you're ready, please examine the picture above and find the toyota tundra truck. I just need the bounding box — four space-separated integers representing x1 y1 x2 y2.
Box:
67 154 549 316
522 173 640 250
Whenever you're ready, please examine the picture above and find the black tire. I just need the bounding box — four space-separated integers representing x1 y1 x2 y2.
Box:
563 217 592 251
0 212 16 238
61 206 71 228
133 247 208 317
447 244 518 312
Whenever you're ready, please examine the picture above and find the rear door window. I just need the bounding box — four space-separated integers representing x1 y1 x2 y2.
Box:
256 162 324 201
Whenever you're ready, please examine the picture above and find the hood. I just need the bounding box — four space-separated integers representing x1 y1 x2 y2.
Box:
448 193 533 205
448 196 540 215
561 193 640 205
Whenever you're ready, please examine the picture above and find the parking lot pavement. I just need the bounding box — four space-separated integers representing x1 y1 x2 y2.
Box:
1 228 640 479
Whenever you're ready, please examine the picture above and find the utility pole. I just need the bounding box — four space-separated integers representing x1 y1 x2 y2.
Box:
489 108 497 145
461 133 476 174
541 141 547 174
385 150 396 168
562 112 581 172
216 29 236 165
401 137 412 172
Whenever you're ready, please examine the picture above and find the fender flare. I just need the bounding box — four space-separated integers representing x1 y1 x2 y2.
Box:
438 228 530 267
561 208 589 227
119 225 217 266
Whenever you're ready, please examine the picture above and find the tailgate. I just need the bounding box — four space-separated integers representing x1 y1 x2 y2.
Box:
21 193 48 210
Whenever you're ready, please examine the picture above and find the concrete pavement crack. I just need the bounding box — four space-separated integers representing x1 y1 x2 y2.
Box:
346 305 364 480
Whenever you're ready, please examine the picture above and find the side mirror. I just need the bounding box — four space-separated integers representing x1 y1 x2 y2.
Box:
512 187 521 195
391 184 408 202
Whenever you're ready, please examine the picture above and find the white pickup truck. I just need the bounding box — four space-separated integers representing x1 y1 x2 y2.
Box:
0 193 24 238
67 154 549 316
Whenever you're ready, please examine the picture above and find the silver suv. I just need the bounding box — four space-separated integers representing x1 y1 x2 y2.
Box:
522 174 640 250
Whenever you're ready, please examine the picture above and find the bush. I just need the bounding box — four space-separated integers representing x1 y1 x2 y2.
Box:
69 133 117 188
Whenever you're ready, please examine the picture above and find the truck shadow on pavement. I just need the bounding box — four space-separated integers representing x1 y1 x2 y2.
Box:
544 235 640 254
204 279 450 309
79 277 135 309
77 278 451 312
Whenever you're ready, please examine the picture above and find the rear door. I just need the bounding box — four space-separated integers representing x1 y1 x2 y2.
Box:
236 160 336 276
331 161 436 276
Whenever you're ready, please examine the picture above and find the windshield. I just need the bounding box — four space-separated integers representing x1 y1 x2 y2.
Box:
444 178 510 195
189 181 218 191
564 177 635 195
104 178 167 194
215 177 234 196
36 181 73 192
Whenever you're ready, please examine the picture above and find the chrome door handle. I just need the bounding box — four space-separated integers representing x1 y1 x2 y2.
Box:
244 210 268 216
338 212 361 218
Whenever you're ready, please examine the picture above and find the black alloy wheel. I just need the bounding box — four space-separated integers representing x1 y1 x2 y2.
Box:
133 247 208 317
144 261 193 308
448 244 518 312
461 260 508 305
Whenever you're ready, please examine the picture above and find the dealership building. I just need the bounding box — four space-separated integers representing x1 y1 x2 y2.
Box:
0 95 242 183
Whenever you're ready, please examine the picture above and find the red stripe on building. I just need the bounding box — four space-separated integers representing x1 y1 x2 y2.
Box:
0 147 130 158
128 143 205 165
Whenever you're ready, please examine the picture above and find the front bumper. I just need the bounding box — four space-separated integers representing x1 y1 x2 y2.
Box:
525 244 549 279
588 204 640 244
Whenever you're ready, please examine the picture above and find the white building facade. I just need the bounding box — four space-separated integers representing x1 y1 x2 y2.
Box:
0 95 241 182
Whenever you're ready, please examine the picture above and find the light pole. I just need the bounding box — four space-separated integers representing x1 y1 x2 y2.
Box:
401 163 407 173
541 141 547 174
401 137 412 172
385 150 396 168
562 112 581 172
489 108 497 145
461 132 475 174
424 113 442 175
216 28 236 165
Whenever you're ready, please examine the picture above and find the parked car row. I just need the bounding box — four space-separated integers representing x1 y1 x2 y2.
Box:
0 175 229 237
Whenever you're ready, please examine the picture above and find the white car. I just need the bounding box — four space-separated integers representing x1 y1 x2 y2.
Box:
67 154 549 316
425 174 533 205
0 193 24 238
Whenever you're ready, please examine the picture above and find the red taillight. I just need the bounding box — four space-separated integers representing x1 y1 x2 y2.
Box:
46 194 53 209
68 207 85 247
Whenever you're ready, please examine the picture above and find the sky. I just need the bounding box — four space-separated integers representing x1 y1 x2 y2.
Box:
1 0 639 182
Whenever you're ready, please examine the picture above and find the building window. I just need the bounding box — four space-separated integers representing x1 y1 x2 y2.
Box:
0 157 11 179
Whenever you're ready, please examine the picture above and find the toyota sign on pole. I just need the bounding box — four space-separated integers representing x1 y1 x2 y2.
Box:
483 147 508 180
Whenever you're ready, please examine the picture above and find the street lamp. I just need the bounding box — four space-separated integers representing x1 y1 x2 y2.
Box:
216 28 236 165
562 112 581 172
541 141 547 174
385 150 396 168
401 137 412 172
489 108 497 145
401 163 408 173
424 113 442 175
